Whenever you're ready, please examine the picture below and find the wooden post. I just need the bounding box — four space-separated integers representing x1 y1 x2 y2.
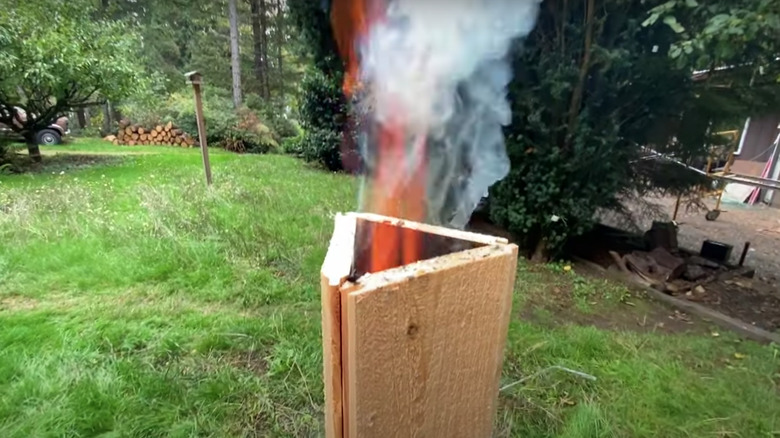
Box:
185 71 213 186
321 213 518 438
672 193 682 221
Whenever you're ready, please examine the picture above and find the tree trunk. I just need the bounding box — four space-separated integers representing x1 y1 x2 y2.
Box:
76 108 88 129
111 104 123 125
250 0 267 99
25 134 41 163
565 0 595 146
530 238 550 263
259 0 270 100
228 0 243 108
275 0 284 108
102 103 111 136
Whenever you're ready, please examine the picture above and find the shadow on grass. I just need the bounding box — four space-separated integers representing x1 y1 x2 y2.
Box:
3 152 125 175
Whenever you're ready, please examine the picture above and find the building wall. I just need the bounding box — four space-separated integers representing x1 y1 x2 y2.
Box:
738 113 780 164
735 113 780 207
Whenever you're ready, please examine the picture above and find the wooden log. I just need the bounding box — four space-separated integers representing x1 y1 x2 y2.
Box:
131 125 140 133
104 135 117 142
155 125 163 132
321 213 517 438
112 140 119 145
139 134 147 141
125 127 133 135
128 140 136 146
138 127 145 135
165 121 173 132
118 119 131 129
131 133 139 141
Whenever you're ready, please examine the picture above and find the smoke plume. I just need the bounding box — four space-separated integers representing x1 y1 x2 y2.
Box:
355 0 540 228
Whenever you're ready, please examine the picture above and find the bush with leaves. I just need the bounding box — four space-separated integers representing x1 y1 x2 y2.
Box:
244 94 303 142
121 89 278 153
0 0 143 161
288 0 350 170
488 0 778 260
294 72 348 170
287 0 780 260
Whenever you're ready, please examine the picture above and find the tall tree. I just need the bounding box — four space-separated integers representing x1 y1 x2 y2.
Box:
275 0 285 107
259 0 271 99
250 0 268 99
228 0 244 108
76 109 88 130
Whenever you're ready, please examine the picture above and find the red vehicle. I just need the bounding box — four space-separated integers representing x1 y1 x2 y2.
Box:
0 107 70 144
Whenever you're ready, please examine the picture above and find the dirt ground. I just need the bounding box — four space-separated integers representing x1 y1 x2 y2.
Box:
602 195 780 286
599 195 780 332
518 262 711 336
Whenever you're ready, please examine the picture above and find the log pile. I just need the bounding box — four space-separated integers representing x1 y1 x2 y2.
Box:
104 120 197 148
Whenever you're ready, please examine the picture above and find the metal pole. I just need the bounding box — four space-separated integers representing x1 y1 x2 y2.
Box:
191 82 213 186
738 242 750 267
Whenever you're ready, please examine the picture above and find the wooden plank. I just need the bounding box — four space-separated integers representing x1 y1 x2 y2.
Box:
352 212 509 246
320 214 357 438
342 242 518 437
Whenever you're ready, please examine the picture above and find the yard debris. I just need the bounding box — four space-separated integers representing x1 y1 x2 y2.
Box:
500 365 597 392
700 240 734 264
649 247 686 280
104 119 196 148
645 221 678 251
670 310 693 324
687 255 721 269
683 264 708 282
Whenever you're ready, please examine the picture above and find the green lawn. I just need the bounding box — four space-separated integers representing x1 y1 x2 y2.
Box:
1 139 778 437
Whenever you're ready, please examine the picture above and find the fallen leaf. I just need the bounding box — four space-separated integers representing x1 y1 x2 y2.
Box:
711 332 720 337
563 265 572 272
734 353 747 360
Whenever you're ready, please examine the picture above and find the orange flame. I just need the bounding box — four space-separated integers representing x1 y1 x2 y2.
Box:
331 0 427 272
331 0 374 96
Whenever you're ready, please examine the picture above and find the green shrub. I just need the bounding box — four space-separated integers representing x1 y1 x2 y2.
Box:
267 116 302 140
281 133 305 155
120 89 278 154
298 128 342 171
244 93 303 141
294 72 347 169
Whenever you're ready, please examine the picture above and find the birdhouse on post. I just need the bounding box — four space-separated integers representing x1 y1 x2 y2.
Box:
185 71 212 186
185 71 203 86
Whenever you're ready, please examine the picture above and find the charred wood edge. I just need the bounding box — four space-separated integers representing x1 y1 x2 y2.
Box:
573 255 780 345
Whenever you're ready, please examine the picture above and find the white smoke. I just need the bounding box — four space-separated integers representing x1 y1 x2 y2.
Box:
358 0 541 228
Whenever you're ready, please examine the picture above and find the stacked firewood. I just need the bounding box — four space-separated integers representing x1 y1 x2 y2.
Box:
104 120 197 147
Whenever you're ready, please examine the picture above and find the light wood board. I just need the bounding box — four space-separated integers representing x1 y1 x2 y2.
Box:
343 243 518 437
321 213 518 438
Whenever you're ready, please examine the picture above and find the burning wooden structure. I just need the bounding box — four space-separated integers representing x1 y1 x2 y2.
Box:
321 213 518 437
